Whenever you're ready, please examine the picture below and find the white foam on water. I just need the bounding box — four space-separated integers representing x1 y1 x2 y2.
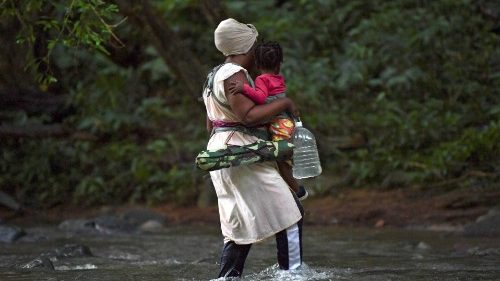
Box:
249 263 337 281
132 258 182 266
55 264 98 271
107 253 142 260
208 263 338 281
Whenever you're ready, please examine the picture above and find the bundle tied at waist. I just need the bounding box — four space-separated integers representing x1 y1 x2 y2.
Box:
196 120 294 171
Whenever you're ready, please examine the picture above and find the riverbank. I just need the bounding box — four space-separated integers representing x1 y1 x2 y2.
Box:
304 186 500 229
2 186 499 230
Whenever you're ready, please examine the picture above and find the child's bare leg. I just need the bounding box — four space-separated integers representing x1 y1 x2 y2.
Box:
277 161 300 193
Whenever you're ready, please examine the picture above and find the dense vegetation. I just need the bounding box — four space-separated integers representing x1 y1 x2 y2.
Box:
1 0 499 208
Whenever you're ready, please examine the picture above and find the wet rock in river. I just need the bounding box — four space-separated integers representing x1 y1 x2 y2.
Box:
20 244 92 270
17 232 48 243
400 241 431 251
416 241 430 250
58 207 166 236
0 224 26 243
140 220 164 231
47 244 93 259
463 207 500 237
466 246 500 256
59 215 139 235
121 207 166 227
93 215 136 234
58 219 98 234
0 190 23 213
20 256 54 270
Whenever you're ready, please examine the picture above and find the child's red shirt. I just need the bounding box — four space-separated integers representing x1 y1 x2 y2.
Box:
242 73 286 104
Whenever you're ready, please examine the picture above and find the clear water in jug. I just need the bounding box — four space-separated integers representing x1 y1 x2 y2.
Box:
292 118 322 179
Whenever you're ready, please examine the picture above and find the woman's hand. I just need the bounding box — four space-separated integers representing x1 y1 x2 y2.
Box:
228 80 244 96
285 97 300 118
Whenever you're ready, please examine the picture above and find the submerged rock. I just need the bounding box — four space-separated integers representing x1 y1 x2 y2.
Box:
0 224 26 243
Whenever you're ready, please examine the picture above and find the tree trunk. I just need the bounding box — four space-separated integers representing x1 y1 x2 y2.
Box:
114 0 207 96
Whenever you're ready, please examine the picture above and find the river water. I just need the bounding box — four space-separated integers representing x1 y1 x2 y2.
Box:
1 224 499 280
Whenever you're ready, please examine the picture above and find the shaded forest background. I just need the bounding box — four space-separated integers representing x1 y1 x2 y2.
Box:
0 0 499 209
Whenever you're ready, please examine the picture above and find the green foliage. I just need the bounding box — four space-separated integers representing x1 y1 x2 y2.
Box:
235 0 500 187
1 0 499 208
414 121 500 178
1 0 121 85
0 136 200 207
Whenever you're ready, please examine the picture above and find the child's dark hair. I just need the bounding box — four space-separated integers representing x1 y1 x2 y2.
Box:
254 41 283 71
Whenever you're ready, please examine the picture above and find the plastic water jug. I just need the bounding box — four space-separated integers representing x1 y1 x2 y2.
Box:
292 118 322 179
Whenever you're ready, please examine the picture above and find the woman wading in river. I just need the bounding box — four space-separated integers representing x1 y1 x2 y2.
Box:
202 18 305 278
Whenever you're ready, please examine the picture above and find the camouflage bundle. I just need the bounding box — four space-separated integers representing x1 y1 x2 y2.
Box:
196 140 294 171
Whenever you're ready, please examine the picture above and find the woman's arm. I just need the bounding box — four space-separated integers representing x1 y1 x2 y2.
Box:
224 71 298 126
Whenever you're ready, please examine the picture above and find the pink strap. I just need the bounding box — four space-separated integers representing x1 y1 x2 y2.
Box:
212 120 241 128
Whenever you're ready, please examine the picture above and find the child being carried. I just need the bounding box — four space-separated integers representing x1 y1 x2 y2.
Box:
229 41 308 200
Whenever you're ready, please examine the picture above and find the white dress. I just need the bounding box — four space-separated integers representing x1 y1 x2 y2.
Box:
203 63 302 244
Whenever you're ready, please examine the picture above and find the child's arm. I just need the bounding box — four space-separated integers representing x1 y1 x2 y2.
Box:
229 77 269 105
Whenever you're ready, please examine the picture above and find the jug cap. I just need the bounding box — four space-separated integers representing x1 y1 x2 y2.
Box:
294 117 302 127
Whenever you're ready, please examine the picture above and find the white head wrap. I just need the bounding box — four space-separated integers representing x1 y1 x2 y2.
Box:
214 18 259 56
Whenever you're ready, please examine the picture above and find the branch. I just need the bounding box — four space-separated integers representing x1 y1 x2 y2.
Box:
88 1 126 48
